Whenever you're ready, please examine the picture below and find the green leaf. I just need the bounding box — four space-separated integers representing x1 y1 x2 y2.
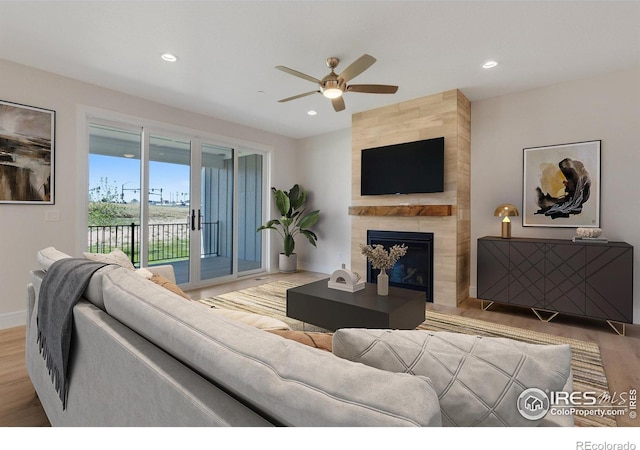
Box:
298 210 320 230
256 219 280 232
292 189 307 210
301 230 317 247
302 229 317 240
283 234 295 256
274 190 290 216
289 184 300 207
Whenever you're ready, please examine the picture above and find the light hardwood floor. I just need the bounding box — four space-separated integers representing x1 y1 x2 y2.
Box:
0 326 49 426
2 270 638 427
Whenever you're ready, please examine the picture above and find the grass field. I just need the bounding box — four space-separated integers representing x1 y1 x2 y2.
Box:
89 202 190 226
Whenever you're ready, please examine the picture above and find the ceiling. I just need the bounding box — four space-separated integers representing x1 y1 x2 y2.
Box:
1 1 639 139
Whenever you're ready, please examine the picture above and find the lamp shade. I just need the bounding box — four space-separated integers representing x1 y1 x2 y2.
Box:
494 203 519 218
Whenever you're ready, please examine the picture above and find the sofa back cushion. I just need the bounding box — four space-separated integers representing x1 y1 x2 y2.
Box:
101 268 442 427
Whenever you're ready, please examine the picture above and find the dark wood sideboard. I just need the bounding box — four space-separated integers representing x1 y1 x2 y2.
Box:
477 236 633 335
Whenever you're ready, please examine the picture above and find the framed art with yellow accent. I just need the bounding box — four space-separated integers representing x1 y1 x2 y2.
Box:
523 140 600 227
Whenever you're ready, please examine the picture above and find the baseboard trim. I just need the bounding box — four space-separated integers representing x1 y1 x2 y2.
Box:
0 309 27 330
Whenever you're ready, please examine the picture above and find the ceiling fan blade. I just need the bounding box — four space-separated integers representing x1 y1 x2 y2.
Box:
275 65 321 84
347 84 399 94
338 54 376 83
332 96 345 112
278 91 320 103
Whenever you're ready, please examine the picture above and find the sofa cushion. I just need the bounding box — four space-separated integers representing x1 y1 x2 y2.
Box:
37 246 73 271
102 268 442 427
149 273 191 300
266 330 333 352
332 329 572 427
83 248 135 271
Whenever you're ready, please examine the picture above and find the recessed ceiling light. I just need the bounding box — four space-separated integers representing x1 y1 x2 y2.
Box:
123 153 135 158
482 60 499 69
307 110 317 116
161 53 178 62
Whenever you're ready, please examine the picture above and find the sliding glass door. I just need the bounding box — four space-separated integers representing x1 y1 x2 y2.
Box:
87 119 267 287
147 133 192 284
199 143 234 282
88 123 142 264
197 145 265 281
237 150 263 274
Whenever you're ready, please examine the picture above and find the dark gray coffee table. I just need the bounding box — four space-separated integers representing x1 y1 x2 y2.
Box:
286 279 426 331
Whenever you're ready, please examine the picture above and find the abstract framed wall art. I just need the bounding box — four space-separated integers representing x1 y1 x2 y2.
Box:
523 140 600 227
0 100 55 204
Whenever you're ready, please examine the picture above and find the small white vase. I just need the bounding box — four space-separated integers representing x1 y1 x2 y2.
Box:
377 269 389 296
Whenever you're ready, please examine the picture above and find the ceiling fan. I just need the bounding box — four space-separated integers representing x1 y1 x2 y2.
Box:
276 54 398 112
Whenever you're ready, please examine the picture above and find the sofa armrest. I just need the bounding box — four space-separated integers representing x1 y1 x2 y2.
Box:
27 270 45 327
26 283 36 326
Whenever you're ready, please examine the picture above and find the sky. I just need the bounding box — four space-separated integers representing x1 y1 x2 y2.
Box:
89 154 190 204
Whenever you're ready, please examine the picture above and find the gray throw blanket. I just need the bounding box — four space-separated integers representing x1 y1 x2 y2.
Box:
37 258 110 409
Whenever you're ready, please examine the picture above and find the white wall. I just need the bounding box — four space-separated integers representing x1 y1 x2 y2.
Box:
0 58 298 328
470 67 640 324
295 128 352 275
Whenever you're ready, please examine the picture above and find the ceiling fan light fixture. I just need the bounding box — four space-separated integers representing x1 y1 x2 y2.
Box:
322 79 343 99
276 54 396 111
322 87 343 99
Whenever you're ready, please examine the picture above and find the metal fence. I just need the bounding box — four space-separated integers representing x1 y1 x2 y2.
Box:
87 222 219 265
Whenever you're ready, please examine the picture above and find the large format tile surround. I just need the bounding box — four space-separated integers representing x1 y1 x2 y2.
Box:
350 90 471 307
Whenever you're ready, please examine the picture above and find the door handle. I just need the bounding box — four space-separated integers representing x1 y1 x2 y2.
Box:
198 209 202 231
191 209 196 231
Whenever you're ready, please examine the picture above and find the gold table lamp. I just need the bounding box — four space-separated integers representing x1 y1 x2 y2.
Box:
494 204 519 238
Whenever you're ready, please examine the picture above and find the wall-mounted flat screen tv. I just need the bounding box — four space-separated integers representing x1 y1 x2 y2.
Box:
360 137 445 195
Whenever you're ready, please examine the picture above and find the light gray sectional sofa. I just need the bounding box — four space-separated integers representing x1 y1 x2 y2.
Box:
26 247 574 427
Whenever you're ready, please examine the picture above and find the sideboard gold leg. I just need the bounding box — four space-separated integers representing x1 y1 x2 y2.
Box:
606 320 626 336
531 308 559 322
481 300 494 311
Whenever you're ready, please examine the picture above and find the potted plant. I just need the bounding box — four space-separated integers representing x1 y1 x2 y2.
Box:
257 184 320 273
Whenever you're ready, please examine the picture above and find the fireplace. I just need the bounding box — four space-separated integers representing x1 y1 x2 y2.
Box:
366 230 434 302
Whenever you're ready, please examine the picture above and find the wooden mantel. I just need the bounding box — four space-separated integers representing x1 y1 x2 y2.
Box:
348 205 454 217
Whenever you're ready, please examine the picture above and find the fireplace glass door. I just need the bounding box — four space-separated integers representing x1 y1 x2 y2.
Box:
366 230 434 302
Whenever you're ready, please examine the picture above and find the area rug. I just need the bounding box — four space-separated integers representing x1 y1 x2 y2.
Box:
199 280 615 427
